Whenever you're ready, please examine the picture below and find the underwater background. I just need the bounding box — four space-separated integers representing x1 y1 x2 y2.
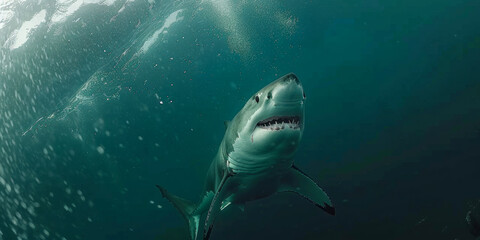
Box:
1 0 480 239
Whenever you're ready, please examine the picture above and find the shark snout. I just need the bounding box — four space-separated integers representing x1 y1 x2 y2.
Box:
271 73 304 104
279 73 300 84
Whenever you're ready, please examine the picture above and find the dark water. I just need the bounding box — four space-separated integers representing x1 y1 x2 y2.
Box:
1 0 479 239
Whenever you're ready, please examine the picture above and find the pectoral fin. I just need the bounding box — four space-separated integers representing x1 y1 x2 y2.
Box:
203 172 233 240
279 166 335 215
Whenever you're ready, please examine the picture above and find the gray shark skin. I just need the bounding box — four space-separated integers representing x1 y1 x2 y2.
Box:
156 73 335 240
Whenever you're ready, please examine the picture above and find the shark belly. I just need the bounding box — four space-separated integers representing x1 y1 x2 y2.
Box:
227 155 285 174
228 169 285 204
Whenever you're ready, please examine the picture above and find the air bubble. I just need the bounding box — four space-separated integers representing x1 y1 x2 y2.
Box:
96 146 105 154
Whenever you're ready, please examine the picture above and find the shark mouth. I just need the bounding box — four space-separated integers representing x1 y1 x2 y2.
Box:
256 116 301 130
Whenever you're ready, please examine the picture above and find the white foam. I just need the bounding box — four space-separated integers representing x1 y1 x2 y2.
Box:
85 0 118 5
9 9 47 50
51 0 84 24
51 0 122 25
138 9 184 54
117 0 135 13
0 10 14 30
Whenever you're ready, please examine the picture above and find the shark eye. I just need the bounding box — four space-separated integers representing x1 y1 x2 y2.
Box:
303 92 306 99
255 96 259 103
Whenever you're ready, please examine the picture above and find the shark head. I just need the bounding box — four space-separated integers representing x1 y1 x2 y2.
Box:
226 73 306 173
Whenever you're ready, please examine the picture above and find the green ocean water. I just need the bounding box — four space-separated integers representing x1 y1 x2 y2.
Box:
1 0 479 239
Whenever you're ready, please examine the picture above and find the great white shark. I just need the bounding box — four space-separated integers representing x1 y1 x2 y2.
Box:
156 73 335 240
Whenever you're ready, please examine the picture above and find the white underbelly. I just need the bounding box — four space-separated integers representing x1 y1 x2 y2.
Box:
227 155 291 174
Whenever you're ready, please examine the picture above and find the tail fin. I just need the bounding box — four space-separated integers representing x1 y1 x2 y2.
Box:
156 185 200 240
